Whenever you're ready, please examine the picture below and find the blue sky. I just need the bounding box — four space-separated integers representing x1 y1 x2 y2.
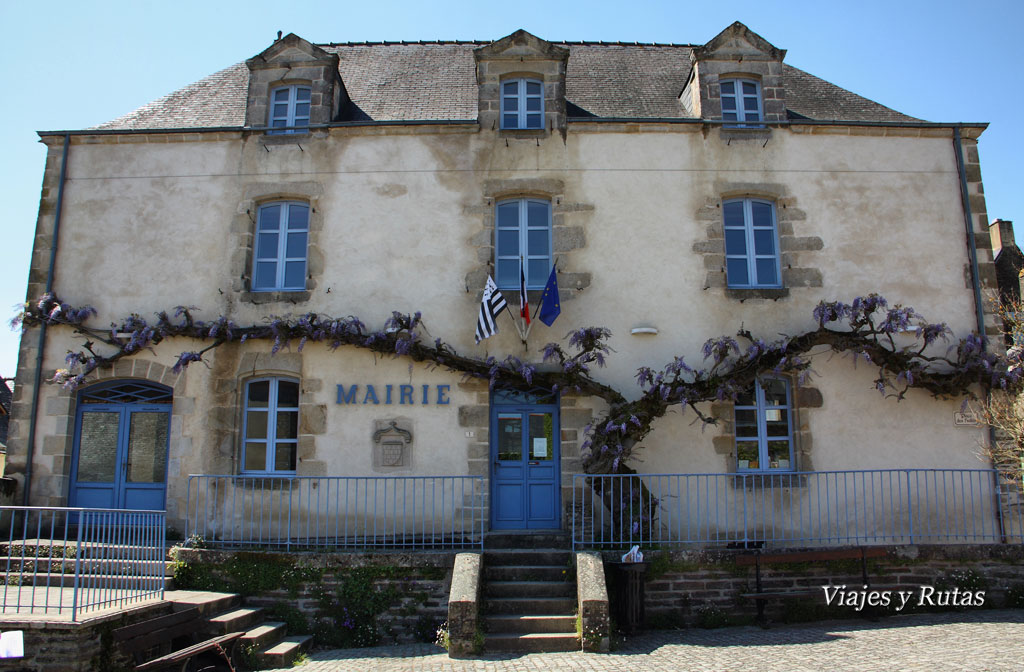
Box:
0 0 1021 380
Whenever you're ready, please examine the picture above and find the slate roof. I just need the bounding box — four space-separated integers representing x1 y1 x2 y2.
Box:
93 41 918 131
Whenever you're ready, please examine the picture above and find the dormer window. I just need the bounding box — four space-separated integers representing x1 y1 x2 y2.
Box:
720 79 762 127
501 79 544 130
269 84 311 134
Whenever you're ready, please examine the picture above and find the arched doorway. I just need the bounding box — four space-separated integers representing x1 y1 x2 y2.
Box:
68 380 172 510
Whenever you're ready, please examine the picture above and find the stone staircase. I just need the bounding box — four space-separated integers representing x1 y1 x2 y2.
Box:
483 533 578 653
166 590 312 669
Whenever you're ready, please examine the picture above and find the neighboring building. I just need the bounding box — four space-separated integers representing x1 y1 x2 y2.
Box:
0 379 10 447
7 23 1004 542
989 219 1023 304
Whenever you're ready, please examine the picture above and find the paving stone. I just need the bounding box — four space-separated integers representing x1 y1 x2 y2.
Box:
259 609 1024 671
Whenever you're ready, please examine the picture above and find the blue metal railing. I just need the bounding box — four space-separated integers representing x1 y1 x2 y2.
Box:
185 475 486 550
0 506 166 620
573 469 1024 550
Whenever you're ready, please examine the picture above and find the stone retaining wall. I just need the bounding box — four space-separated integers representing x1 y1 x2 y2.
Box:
171 548 454 647
0 602 166 672
622 544 1024 629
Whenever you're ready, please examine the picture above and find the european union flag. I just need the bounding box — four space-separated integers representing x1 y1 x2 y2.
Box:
538 265 561 326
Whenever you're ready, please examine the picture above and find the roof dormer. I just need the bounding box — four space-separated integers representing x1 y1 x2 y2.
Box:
244 33 347 131
474 30 569 136
681 22 787 124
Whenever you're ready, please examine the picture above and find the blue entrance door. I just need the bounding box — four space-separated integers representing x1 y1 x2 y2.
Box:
491 393 560 530
69 381 172 511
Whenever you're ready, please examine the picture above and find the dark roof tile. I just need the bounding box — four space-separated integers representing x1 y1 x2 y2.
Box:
90 42 920 130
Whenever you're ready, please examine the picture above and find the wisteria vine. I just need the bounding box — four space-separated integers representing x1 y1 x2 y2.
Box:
13 292 1023 528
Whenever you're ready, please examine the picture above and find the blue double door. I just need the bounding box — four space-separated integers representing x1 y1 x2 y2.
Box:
491 395 560 530
69 382 172 511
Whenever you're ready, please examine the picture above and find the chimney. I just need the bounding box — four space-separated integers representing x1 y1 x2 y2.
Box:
989 219 1016 253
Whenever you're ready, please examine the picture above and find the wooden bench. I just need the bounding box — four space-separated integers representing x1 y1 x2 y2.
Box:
737 547 888 626
113 607 243 672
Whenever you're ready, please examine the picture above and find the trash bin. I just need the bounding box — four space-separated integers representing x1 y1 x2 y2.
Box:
608 561 647 633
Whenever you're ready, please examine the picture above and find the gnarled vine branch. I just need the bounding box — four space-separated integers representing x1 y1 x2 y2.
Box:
14 293 1022 536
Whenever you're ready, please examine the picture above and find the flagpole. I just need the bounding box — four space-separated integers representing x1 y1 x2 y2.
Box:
523 258 558 340
501 297 526 341
519 255 530 342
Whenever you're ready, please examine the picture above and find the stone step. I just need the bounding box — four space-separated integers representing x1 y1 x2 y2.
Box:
484 565 566 582
487 596 576 615
206 606 265 635
486 632 579 653
257 634 313 668
485 580 574 598
165 590 241 616
485 614 577 634
484 533 571 550
484 549 572 567
241 621 287 650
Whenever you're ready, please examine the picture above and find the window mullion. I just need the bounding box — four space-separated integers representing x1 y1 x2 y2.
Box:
744 200 757 285
276 205 288 290
266 378 278 472
755 381 769 466
519 200 528 275
286 87 296 128
518 80 527 128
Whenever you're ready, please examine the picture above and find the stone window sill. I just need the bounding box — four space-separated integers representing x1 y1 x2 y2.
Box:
500 128 547 139
725 287 790 301
731 472 807 489
719 127 771 142
233 475 298 490
241 290 312 305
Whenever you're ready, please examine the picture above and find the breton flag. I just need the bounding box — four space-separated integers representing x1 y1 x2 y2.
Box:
520 258 531 325
538 264 561 326
475 276 507 343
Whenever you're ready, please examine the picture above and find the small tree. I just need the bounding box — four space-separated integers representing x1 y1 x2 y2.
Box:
975 298 1024 483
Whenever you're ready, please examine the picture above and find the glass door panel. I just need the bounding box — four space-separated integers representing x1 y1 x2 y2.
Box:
497 413 523 460
76 411 120 482
528 412 554 461
126 411 169 483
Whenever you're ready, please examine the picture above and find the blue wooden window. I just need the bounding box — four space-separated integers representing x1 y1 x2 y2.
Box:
495 198 551 290
242 377 299 473
501 79 544 130
268 84 311 134
253 201 309 291
735 378 794 472
723 198 781 288
720 79 762 127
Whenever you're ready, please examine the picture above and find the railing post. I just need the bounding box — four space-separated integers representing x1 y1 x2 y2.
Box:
572 476 577 551
905 470 914 544
286 478 293 552
71 511 85 622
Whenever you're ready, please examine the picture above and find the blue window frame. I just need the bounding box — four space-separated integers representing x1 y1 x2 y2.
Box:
495 198 551 290
253 201 309 291
242 377 299 474
268 84 311 134
720 79 762 127
723 198 781 288
735 378 794 472
501 79 544 130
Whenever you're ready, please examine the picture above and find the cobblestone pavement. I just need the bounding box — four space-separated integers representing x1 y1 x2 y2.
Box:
268 610 1024 672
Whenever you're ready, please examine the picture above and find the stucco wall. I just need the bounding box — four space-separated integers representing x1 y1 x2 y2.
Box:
8 122 998 532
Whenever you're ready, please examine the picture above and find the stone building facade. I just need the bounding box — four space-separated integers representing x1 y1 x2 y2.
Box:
7 23 1002 540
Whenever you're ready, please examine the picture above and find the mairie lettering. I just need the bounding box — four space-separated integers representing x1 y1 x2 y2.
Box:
337 384 451 405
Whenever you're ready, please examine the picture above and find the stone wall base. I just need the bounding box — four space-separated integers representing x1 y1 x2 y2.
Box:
613 544 1024 629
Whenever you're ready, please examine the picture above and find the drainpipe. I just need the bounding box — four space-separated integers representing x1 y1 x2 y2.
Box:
953 126 1007 542
22 133 71 505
